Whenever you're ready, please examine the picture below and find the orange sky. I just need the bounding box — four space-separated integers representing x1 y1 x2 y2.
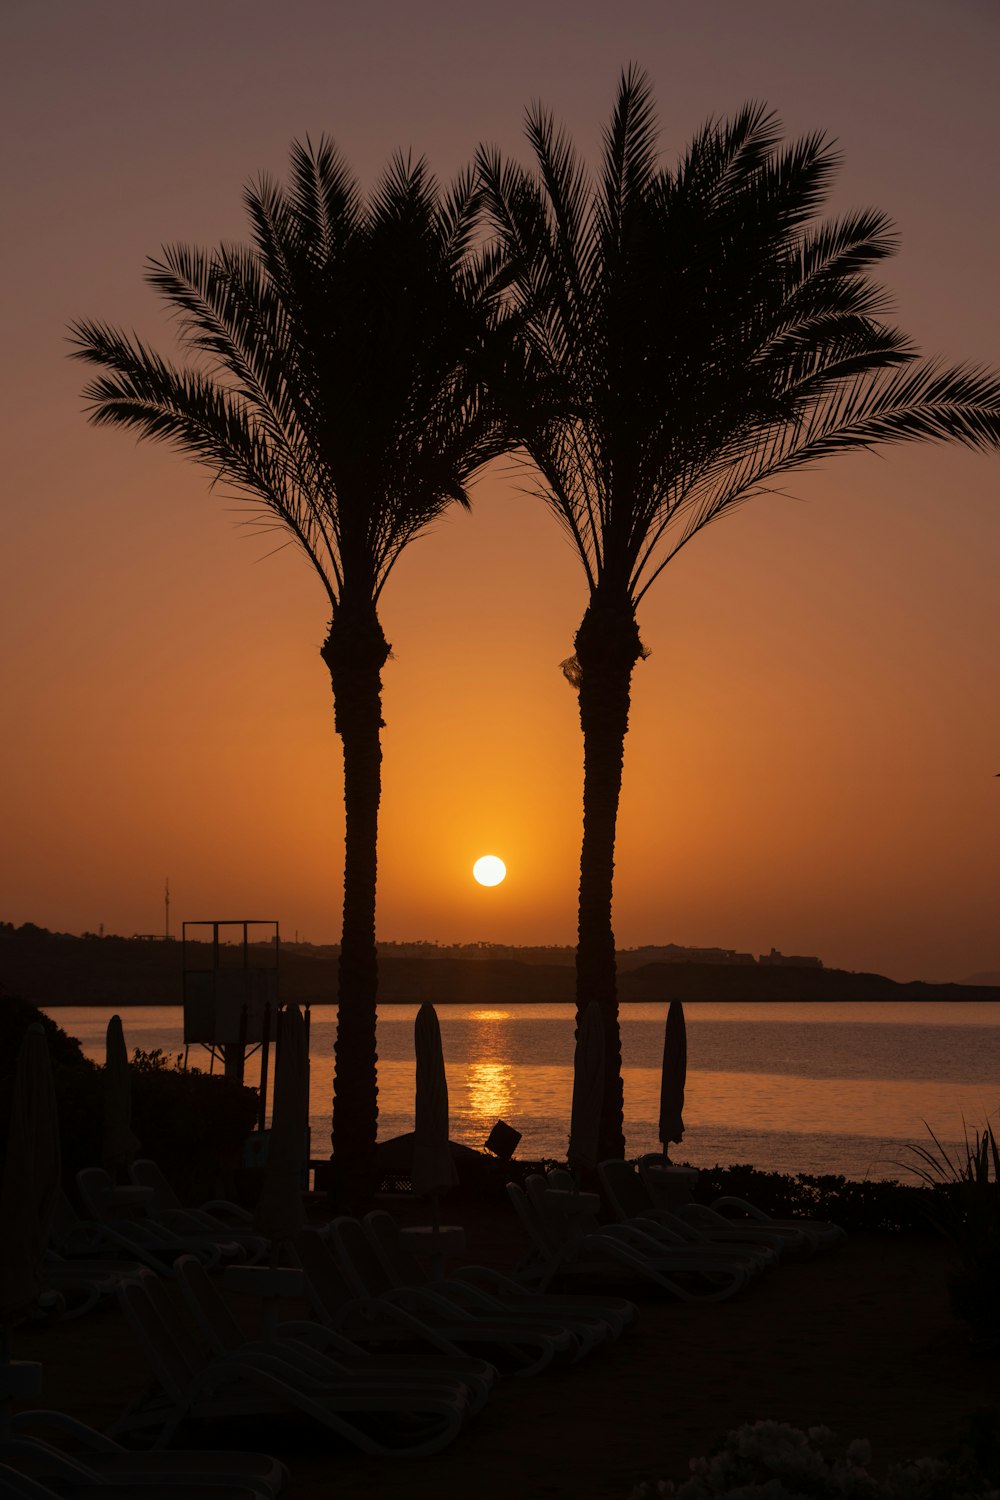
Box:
2 0 998 983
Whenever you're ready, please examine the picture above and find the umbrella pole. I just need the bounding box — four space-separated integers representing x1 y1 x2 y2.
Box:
428 1192 445 1279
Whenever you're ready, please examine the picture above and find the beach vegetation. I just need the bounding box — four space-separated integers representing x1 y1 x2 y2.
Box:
126 1048 258 1205
479 67 1000 1161
690 1162 935 1236
0 990 92 1074
69 142 514 1200
370 1143 973 1237
1 995 96 1186
904 1123 1000 1348
0 998 256 1203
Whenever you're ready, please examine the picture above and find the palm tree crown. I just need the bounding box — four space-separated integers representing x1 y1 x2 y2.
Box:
71 139 513 1195
479 68 1000 1159
74 140 509 611
482 71 999 607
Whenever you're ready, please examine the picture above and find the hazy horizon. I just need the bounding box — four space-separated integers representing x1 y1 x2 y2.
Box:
8 918 1000 988
2 1 998 984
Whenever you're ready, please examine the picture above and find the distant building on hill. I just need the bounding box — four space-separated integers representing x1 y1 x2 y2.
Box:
758 947 823 968
621 944 755 968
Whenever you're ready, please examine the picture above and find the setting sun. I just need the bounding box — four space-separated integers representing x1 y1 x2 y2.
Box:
473 855 507 887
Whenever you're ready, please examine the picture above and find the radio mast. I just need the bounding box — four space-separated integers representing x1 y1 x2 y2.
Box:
164 877 170 940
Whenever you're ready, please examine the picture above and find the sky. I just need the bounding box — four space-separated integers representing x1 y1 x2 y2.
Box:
2 0 998 983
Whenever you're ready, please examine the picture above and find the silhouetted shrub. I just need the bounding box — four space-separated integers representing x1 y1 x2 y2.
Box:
0 994 100 1187
904 1125 1000 1349
0 999 258 1205
689 1162 935 1235
0 991 92 1073
127 1048 258 1205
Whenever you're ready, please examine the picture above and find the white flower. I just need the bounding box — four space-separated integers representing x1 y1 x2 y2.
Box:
628 1421 998 1500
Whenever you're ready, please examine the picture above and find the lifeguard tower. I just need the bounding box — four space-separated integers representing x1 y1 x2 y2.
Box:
182 920 280 1119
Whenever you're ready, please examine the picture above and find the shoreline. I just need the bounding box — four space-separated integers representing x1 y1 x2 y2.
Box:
28 989 1000 1007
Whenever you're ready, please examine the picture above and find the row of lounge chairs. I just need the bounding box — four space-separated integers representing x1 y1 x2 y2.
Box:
508 1157 844 1298
5 1188 637 1482
105 1211 638 1454
32 1161 276 1326
1 1419 286 1500
4 1154 843 1492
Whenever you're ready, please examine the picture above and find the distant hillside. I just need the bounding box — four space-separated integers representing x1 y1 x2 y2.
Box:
619 962 1000 1003
3 922 999 1007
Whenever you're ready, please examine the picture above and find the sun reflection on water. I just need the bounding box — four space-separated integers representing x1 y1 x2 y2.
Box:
462 1061 515 1128
456 1010 517 1136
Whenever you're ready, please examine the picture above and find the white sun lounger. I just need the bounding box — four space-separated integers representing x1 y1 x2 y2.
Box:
76 1169 243 1270
595 1161 780 1270
511 1177 747 1300
173 1252 495 1414
110 1268 468 1456
294 1225 515 1368
50 1192 192 1280
128 1161 267 1262
2 1409 286 1498
0 1458 274 1499
363 1208 633 1352
323 1217 578 1376
637 1154 846 1251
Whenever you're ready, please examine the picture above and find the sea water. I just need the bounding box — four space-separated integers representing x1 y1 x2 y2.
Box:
45 1000 999 1182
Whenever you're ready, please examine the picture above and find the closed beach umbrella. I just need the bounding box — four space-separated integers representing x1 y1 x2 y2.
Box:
0 1023 61 1327
412 1003 458 1200
254 1004 308 1247
658 1000 687 1154
103 1013 140 1180
567 1002 604 1175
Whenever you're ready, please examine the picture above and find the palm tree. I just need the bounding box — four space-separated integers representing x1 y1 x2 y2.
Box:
71 140 512 1198
479 68 1000 1160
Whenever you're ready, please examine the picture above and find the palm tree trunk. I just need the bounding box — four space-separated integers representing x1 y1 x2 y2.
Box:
321 603 391 1203
572 594 644 1161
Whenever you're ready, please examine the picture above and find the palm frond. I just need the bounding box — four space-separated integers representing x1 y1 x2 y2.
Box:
286 135 361 261
598 63 658 247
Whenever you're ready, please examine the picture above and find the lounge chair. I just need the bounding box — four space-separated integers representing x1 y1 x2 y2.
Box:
2 1474 272 1500
37 1254 122 1321
511 1177 747 1300
322 1217 579 1376
128 1162 267 1262
48 1192 193 1280
131 1160 257 1228
173 1252 495 1413
110 1268 468 1456
361 1212 609 1358
596 1161 780 1271
76 1170 243 1270
0 1457 274 1498
294 1225 513 1367
637 1154 846 1251
2 1410 286 1497
363 1208 633 1351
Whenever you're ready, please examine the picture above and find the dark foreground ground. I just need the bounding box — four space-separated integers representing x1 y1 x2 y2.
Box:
11 1197 997 1499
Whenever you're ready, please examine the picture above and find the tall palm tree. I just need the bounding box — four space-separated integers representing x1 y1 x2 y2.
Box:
479 68 1000 1160
71 140 512 1198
